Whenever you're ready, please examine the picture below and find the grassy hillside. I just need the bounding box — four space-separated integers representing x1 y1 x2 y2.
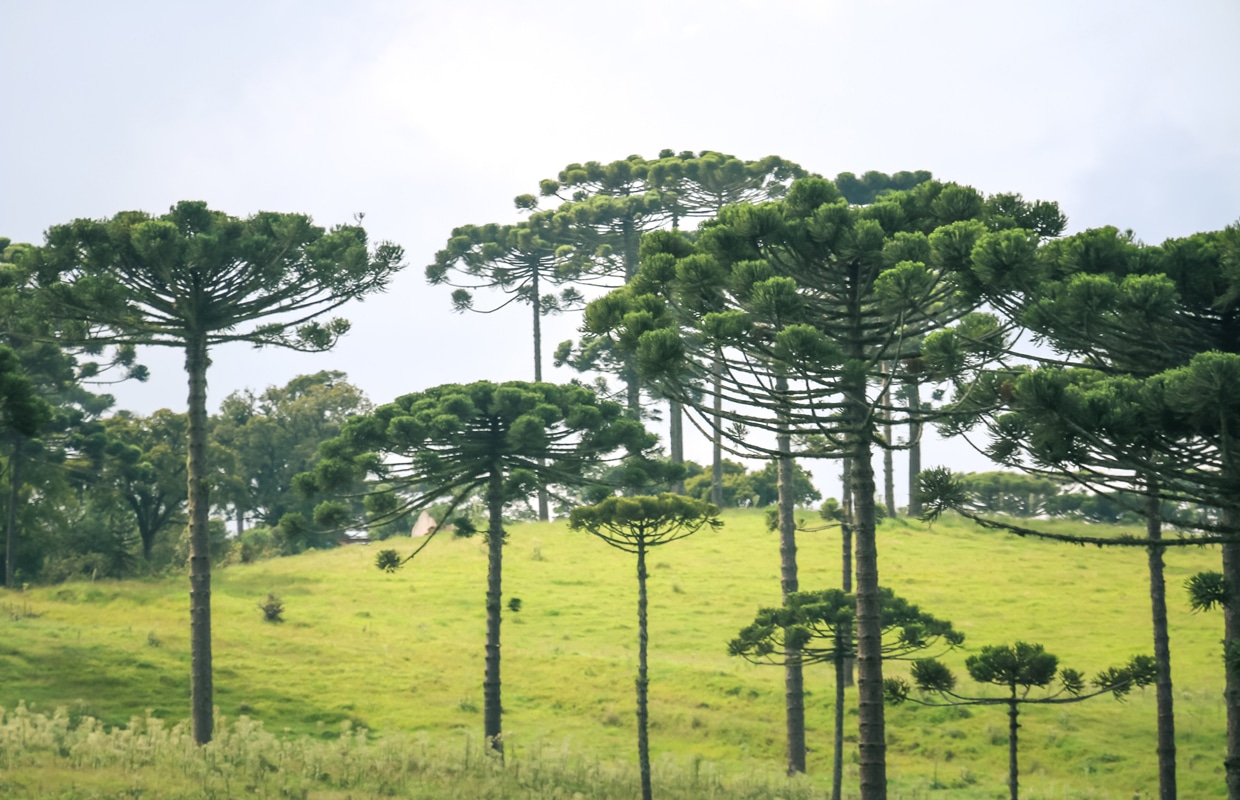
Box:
0 510 1227 798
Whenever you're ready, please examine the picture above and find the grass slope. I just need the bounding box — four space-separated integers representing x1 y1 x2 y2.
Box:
0 510 1227 798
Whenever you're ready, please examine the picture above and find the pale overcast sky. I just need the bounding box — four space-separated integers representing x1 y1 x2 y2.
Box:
3 0 1238 502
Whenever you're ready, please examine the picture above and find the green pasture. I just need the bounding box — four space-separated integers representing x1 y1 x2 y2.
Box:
0 510 1227 798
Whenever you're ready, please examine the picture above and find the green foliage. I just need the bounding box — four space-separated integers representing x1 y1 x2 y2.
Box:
568 494 721 553
258 593 284 623
1187 571 1229 613
730 587 962 665
953 471 1060 517
966 642 1059 691
96 409 188 563
375 548 402 573
34 201 405 352
301 381 657 532
684 458 819 508
212 371 372 547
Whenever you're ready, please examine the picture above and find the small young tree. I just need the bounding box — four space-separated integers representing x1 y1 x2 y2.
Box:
730 588 962 800
568 494 721 800
299 381 655 757
33 201 404 743
886 642 1155 800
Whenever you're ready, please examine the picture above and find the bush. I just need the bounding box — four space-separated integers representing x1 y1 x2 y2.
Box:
258 593 284 623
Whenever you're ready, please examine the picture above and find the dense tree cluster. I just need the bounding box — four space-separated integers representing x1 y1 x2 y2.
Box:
3 152 1237 799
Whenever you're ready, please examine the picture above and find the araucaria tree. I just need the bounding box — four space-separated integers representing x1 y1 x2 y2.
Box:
730 588 961 800
568 494 721 800
426 216 596 520
594 175 1063 789
32 201 404 744
922 221 1240 798
886 642 1155 800
298 381 655 757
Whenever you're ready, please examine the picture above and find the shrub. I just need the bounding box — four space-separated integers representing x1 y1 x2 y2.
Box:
258 593 284 623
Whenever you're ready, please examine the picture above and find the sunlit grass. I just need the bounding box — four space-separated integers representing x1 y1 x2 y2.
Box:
0 509 1226 797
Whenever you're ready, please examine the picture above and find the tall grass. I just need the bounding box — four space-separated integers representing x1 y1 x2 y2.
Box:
0 702 832 799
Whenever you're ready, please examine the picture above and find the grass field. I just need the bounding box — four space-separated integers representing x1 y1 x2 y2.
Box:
0 510 1227 798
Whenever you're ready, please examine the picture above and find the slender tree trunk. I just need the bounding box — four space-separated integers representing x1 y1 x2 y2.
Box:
907 382 922 518
847 378 886 798
185 333 214 745
711 360 724 507
636 542 653 800
669 398 684 494
138 517 155 563
5 444 23 588
625 364 642 422
776 374 806 775
1146 487 1177 800
832 652 846 800
841 457 854 688
532 270 550 521
1223 505 1240 799
234 510 244 539
485 470 506 757
1008 697 1020 800
881 365 895 518
622 219 643 423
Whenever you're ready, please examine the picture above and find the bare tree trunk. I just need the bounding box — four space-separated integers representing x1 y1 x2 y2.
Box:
907 382 923 517
1224 506 1240 799
669 398 684 494
4 444 23 588
1008 697 1020 800
777 374 806 775
532 270 549 521
832 652 845 800
186 333 214 745
626 366 641 422
1146 487 1177 799
881 365 895 518
636 542 653 800
841 457 854 688
711 361 724 507
485 470 506 758
846 372 886 798
234 511 244 539
851 442 885 797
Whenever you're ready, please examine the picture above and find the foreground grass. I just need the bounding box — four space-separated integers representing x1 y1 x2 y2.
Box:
0 510 1228 797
